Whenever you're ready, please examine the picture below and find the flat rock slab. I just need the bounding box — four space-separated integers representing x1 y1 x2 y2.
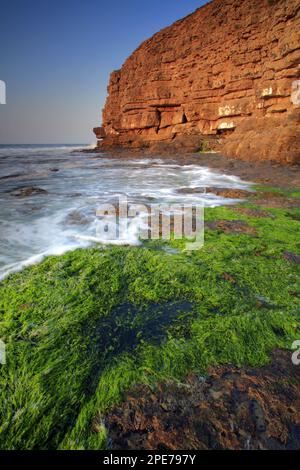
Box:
232 207 275 219
98 0 300 164
64 210 90 226
206 219 257 236
177 187 252 199
8 187 48 198
206 188 253 199
104 349 300 450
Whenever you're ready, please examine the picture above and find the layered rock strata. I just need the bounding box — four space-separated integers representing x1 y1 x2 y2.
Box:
95 0 300 164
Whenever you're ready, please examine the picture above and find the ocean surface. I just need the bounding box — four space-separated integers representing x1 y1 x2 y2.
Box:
0 144 252 280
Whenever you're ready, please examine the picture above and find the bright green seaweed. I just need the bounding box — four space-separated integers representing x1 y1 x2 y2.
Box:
0 197 299 449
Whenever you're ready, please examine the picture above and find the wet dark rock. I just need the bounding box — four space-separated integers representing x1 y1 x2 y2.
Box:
255 196 300 209
255 295 275 309
64 210 90 226
221 272 237 284
288 213 300 222
283 251 300 265
16 205 42 214
104 350 300 450
0 173 24 181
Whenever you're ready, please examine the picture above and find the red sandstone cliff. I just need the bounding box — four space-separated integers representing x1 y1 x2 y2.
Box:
94 0 300 164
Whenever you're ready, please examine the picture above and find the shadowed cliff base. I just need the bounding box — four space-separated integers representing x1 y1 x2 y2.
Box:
94 0 300 164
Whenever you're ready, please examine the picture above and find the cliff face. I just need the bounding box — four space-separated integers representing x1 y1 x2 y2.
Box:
95 0 300 164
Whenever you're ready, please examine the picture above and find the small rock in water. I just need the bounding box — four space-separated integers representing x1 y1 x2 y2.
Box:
177 187 252 199
67 192 83 198
8 187 48 198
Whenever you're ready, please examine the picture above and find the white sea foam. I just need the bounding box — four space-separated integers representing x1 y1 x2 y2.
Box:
0 146 253 280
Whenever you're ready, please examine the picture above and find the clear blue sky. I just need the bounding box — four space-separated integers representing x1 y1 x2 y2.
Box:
0 0 208 144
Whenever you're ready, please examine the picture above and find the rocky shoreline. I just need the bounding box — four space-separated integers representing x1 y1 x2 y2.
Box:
82 148 300 188
0 177 299 450
94 0 300 164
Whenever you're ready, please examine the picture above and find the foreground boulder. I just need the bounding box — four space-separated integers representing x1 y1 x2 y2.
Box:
95 0 300 164
104 350 300 450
